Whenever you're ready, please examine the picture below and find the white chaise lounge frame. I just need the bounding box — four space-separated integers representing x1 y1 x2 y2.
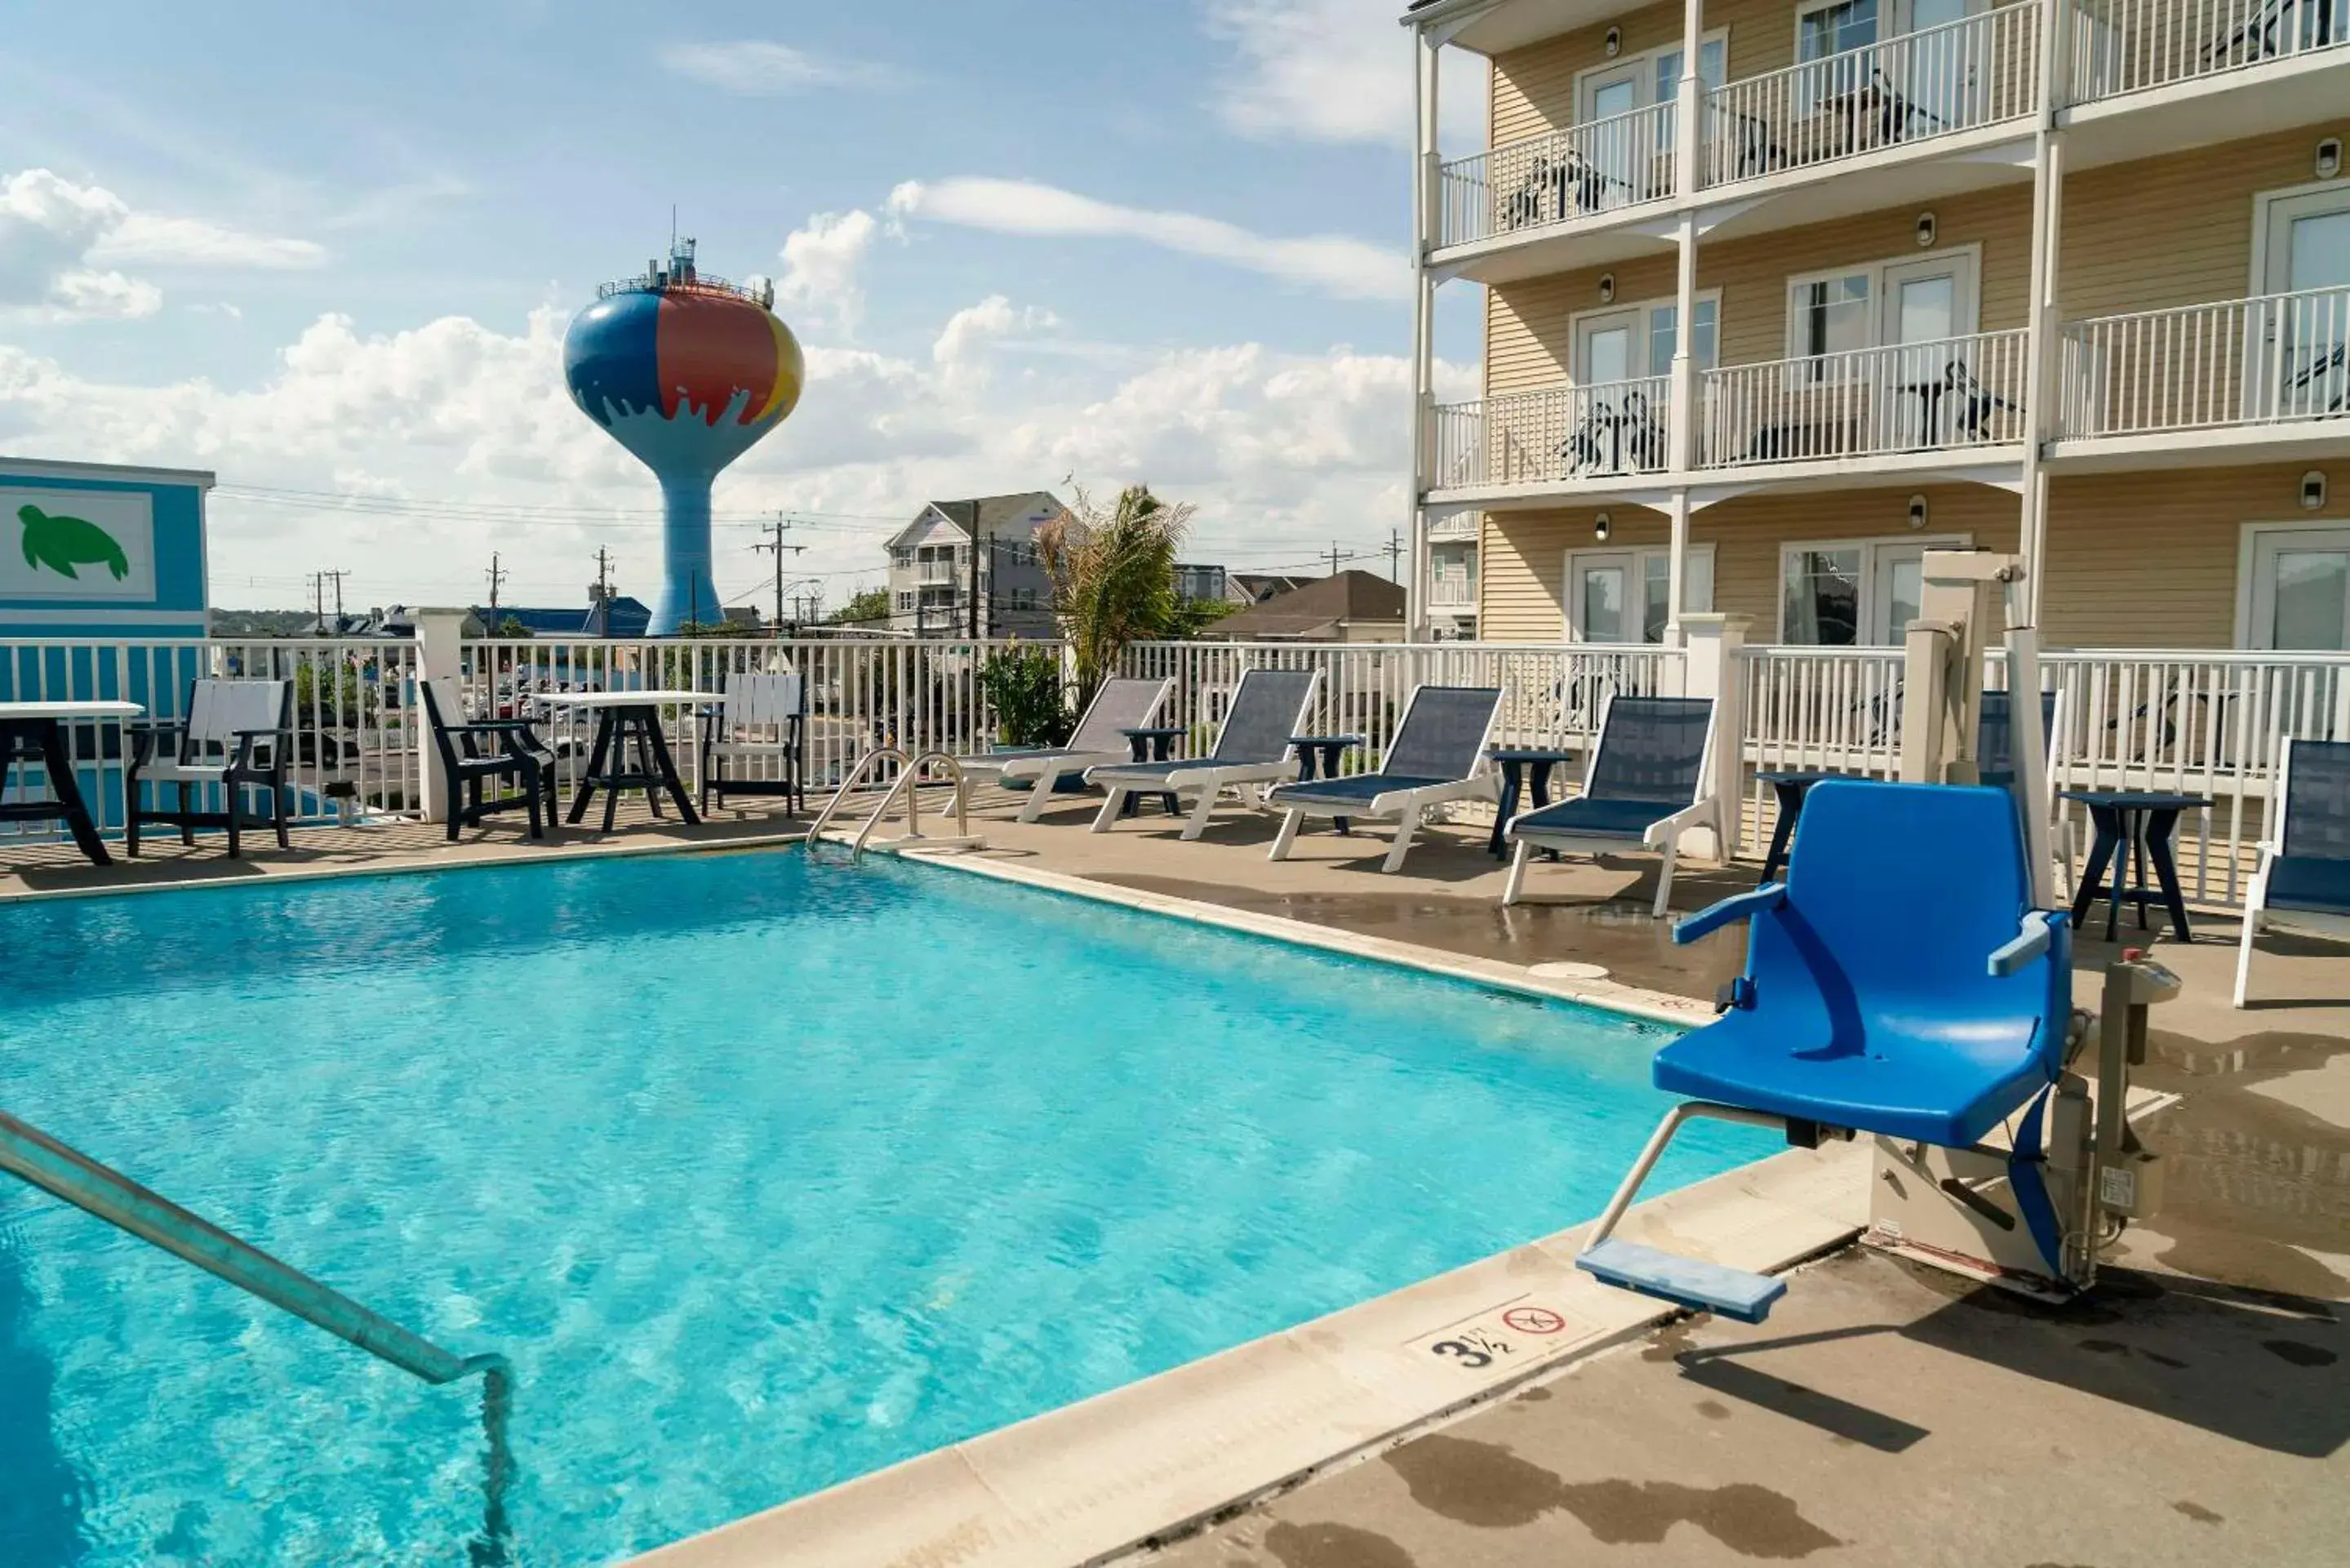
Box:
1083 668 1324 841
961 676 1174 825
1501 692 1721 919
1266 684 1504 874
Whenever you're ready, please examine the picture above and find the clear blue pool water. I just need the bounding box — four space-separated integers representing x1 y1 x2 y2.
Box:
0 850 1772 1566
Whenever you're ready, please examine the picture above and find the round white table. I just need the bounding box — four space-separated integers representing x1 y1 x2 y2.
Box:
535 691 704 830
0 700 144 865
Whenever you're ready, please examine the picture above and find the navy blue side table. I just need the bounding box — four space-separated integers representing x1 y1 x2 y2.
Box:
1754 769 1846 883
1118 726 1185 818
2063 789 2208 942
1288 733 1363 834
1486 746 1582 859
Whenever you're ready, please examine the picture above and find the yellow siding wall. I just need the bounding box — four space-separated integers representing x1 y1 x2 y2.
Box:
1487 186 2033 395
1492 0 1800 146
2061 122 2350 315
1477 464 2350 646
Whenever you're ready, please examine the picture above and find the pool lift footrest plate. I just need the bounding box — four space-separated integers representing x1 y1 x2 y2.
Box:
1575 1238 1786 1324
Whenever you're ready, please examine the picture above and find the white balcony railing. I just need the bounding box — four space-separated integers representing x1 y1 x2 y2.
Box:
1428 376 1672 491
1428 573 1479 610
1702 6 2040 188
2068 0 2350 100
1437 102 1676 247
2057 287 2350 439
1695 330 2030 468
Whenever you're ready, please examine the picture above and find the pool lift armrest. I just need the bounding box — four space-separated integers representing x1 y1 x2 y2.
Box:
1672 883 1785 946
1987 911 2063 977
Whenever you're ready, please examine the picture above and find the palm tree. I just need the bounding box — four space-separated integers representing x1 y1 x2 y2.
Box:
1037 484 1194 704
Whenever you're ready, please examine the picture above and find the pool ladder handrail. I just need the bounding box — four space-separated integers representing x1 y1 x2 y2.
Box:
806 747 978 859
0 1108 516 1560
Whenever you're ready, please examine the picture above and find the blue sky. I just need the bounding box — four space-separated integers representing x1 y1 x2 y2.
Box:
0 1 1485 611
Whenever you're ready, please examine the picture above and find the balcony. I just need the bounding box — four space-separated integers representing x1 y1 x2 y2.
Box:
1701 6 2041 193
1428 375 1671 495
916 560 959 585
1428 569 1480 610
2052 287 2350 466
1437 101 1676 250
2063 0 2350 161
1695 330 2030 473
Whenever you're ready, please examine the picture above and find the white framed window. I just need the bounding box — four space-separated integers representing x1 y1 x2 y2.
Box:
1571 291 1721 384
1575 29 1728 122
1785 247 1979 362
2250 184 2350 420
1779 533 1968 645
1795 0 1980 118
892 591 915 613
1565 544 1717 644
2238 523 2350 651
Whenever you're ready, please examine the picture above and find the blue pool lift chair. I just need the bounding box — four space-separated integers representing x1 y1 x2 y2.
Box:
1501 694 1719 917
1084 666 1323 839
1265 684 1504 873
1575 780 2074 1324
2233 737 2350 1008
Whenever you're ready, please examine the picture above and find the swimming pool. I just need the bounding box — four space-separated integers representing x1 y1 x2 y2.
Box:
0 850 1772 1566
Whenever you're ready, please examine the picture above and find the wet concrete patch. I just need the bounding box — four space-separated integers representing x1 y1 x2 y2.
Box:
1383 1435 1841 1558
1262 1522 1416 1568
2172 1500 2223 1524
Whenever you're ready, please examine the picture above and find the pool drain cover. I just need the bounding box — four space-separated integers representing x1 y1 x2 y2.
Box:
1528 961 1609 982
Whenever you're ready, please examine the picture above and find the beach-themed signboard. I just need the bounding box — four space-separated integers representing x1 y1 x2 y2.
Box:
0 459 211 637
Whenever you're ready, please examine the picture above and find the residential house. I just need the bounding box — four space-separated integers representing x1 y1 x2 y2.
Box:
1201 570 1410 642
1175 562 1236 604
1228 571 1315 604
1400 0 2349 652
885 493 1066 637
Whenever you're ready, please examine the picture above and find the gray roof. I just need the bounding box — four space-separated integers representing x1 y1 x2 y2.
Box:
888 491 1068 549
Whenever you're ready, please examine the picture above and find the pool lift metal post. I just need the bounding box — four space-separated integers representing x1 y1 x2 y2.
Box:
806 746 984 858
0 1108 517 1563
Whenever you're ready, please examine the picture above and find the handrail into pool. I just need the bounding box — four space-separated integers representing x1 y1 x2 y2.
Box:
807 748 975 859
0 1108 517 1563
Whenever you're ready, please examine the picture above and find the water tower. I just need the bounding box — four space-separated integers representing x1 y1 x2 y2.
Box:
563 239 805 633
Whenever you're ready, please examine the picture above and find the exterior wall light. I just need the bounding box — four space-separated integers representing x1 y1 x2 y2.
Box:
1606 27 1623 56
2320 139 2343 180
1595 511 1613 542
2303 471 2329 510
1598 273 1615 304
1908 494 1930 529
1916 212 1937 248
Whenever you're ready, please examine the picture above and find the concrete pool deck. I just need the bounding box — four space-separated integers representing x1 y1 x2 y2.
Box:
5 788 2345 1566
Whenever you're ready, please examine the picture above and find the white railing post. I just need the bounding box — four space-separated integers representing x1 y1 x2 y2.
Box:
411 610 468 824
1677 613 1749 858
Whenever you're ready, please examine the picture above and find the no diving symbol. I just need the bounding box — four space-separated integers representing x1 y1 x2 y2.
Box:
1501 1306 1567 1335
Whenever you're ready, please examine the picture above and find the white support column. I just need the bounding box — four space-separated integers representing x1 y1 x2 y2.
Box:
1676 0 1703 200
1669 0 1703 481
1666 487 1692 644
411 608 468 824
1675 611 1749 859
2017 0 2070 628
1407 24 1441 641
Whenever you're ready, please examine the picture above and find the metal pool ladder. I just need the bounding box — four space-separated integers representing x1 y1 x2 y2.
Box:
806 748 984 859
0 1109 518 1564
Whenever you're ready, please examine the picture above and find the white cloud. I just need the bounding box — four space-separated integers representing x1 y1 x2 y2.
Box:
887 177 1405 301
1 167 323 322
0 296 1470 606
658 40 905 95
98 212 327 269
1202 0 1487 149
774 209 879 335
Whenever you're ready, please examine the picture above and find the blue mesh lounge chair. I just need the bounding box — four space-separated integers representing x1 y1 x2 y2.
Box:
2234 738 2350 1007
1083 667 1323 840
1266 685 1503 874
959 676 1173 825
1502 695 1718 918
1574 780 2073 1323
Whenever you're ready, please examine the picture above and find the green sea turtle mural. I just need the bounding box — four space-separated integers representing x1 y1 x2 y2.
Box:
18 504 129 582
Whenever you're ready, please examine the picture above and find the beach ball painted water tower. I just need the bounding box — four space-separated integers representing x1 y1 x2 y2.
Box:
563 238 805 633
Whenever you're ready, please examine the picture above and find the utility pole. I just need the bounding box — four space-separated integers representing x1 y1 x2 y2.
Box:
966 501 984 640
320 568 351 629
486 553 508 615
1327 542 1345 578
753 515 805 633
1384 528 1404 584
308 571 324 628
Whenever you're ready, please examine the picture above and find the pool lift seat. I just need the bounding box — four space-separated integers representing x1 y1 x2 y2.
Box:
1579 554 2177 1323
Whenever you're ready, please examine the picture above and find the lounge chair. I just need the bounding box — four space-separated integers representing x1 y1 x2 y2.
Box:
1084 668 1323 839
421 678 556 841
699 671 806 816
1501 694 1717 917
2234 738 2350 1007
126 678 294 858
961 676 1173 824
1575 780 2073 1322
1266 685 1503 873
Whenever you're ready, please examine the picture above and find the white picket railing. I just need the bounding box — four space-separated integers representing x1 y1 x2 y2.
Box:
1 637 424 836
2056 287 2350 439
1736 643 2350 904
1438 101 1677 247
1702 5 2041 188
2068 0 2350 100
1696 330 2030 467
1428 376 1673 491
1116 641 1686 767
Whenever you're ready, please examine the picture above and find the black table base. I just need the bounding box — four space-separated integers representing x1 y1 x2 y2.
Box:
0 716 113 865
1488 750 1581 859
566 707 700 831
2068 802 2196 943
